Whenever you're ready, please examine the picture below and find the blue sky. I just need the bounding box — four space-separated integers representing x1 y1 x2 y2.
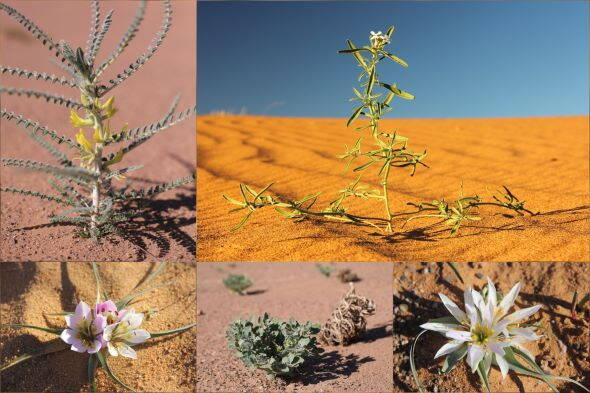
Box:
197 1 589 118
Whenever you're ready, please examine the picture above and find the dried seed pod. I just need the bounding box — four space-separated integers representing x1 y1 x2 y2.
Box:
319 283 376 346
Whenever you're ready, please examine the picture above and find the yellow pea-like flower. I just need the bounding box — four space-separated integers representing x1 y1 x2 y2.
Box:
101 96 118 119
70 110 94 128
76 129 94 154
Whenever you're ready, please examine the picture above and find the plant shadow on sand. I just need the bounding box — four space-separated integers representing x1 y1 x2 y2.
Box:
293 351 375 385
0 334 88 392
299 204 590 245
288 323 389 386
391 269 589 393
10 188 195 261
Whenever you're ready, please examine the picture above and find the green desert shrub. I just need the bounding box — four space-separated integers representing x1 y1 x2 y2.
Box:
223 274 252 295
226 313 322 379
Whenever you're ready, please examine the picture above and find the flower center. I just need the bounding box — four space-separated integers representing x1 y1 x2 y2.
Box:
471 324 494 344
75 319 96 347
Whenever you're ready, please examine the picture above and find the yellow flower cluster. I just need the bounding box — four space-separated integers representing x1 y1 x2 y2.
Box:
71 95 124 170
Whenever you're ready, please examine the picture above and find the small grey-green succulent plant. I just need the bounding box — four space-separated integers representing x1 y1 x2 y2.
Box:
226 313 322 379
0 0 195 241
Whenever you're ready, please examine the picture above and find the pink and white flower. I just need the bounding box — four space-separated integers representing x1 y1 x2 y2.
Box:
60 301 106 353
102 308 150 359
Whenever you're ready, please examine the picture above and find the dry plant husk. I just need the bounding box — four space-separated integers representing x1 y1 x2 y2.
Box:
319 283 375 346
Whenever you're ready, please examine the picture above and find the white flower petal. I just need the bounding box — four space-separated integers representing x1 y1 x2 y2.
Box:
486 277 497 306
75 301 92 320
498 282 521 316
126 329 150 344
510 327 540 341
466 345 485 372
439 293 467 324
419 322 463 333
505 305 541 324
445 330 472 342
60 328 75 344
103 323 118 341
118 343 137 359
496 353 510 380
434 341 465 359
487 340 506 357
107 342 119 357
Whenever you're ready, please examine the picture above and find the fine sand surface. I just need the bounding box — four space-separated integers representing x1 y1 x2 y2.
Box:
0 1 196 261
392 262 590 393
197 115 589 262
0 261 196 392
196 262 393 392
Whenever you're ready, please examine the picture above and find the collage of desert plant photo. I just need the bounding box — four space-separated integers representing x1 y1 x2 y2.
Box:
1 0 589 393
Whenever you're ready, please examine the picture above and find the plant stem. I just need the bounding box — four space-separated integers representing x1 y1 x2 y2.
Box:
90 111 104 232
382 163 393 232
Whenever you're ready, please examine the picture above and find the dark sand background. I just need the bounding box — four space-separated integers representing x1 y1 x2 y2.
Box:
392 262 589 392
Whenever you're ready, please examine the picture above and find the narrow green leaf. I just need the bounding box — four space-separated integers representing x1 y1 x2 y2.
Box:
409 330 426 393
367 66 375 94
131 261 167 291
96 351 136 392
347 105 364 127
149 322 196 338
384 52 408 67
88 354 98 393
476 361 491 393
353 160 375 172
231 210 254 232
441 345 467 373
0 339 68 372
445 262 465 284
1 323 63 335
386 25 395 38
91 262 108 303
346 39 366 68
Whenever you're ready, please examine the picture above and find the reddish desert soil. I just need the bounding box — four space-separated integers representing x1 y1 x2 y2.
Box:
196 262 393 392
0 261 196 392
0 1 196 261
392 262 590 393
197 115 589 262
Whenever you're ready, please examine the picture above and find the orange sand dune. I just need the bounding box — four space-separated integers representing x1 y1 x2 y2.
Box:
197 115 589 262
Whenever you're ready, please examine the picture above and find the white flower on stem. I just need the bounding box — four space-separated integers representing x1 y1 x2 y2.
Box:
60 301 106 353
420 278 541 380
103 308 151 359
369 30 390 48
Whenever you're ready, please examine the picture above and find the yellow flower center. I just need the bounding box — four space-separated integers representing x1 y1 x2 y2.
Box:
471 324 494 344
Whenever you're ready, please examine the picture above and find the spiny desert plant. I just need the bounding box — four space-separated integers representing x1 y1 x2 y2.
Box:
319 283 375 346
226 312 322 379
0 0 195 241
0 262 195 392
224 27 537 236
410 278 588 393
223 273 252 295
